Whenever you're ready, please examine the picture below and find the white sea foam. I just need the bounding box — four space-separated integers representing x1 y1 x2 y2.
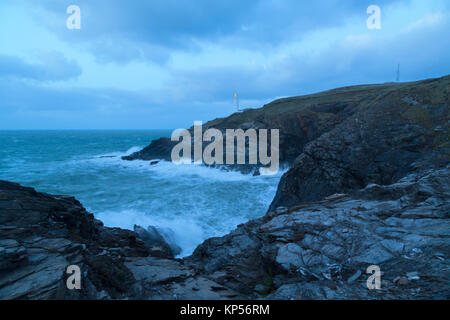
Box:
95 209 208 257
89 145 144 158
80 146 286 183
36 144 284 258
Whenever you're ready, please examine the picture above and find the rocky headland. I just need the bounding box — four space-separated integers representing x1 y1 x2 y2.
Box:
0 75 448 299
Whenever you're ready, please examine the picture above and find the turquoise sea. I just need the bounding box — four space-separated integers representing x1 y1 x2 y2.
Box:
0 130 281 256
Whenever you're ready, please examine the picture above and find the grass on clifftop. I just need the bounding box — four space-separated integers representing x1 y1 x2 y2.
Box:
205 75 449 130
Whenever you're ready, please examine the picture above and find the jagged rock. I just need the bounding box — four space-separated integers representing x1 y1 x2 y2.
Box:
0 180 240 300
188 166 450 299
125 256 193 286
0 239 27 271
270 76 449 210
395 277 409 286
133 225 173 258
347 270 362 284
133 225 182 257
155 227 182 257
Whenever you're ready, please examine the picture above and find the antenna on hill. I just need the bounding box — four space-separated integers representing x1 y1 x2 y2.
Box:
396 63 400 82
234 93 239 112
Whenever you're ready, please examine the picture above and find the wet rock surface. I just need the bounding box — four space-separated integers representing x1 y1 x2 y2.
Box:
0 181 239 299
187 166 450 299
4 165 446 299
270 76 449 209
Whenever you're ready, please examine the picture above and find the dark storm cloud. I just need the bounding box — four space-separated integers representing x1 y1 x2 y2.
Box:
169 15 450 102
28 0 408 64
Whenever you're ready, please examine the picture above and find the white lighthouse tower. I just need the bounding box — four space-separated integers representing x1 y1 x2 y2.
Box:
234 93 239 112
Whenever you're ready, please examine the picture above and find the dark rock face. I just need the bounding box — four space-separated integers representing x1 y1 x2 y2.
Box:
133 225 181 257
5 169 448 300
270 76 450 210
122 138 176 162
187 166 450 299
121 87 365 171
0 180 158 299
0 181 242 299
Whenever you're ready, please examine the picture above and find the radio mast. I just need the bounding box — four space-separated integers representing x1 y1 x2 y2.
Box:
396 63 400 82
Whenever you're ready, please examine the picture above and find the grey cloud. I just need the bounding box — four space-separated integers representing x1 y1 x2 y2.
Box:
28 0 409 64
0 78 229 129
0 52 82 81
168 15 450 103
0 79 143 112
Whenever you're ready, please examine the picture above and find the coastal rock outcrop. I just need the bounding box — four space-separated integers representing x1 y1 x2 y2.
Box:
133 225 182 257
1 76 448 300
0 181 242 299
123 76 449 179
186 166 450 299
1 163 448 299
270 76 449 210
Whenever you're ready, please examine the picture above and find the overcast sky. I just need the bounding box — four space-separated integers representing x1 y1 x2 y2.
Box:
0 0 449 129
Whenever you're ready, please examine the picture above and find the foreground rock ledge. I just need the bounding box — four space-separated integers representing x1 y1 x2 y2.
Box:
0 180 242 300
0 165 448 300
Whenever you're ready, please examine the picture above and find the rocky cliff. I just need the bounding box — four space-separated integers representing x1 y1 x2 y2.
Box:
186 165 449 299
123 76 449 177
0 180 244 299
1 166 448 300
1 76 449 300
270 75 449 210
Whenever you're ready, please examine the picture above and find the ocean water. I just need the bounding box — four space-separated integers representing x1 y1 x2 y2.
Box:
0 130 282 257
